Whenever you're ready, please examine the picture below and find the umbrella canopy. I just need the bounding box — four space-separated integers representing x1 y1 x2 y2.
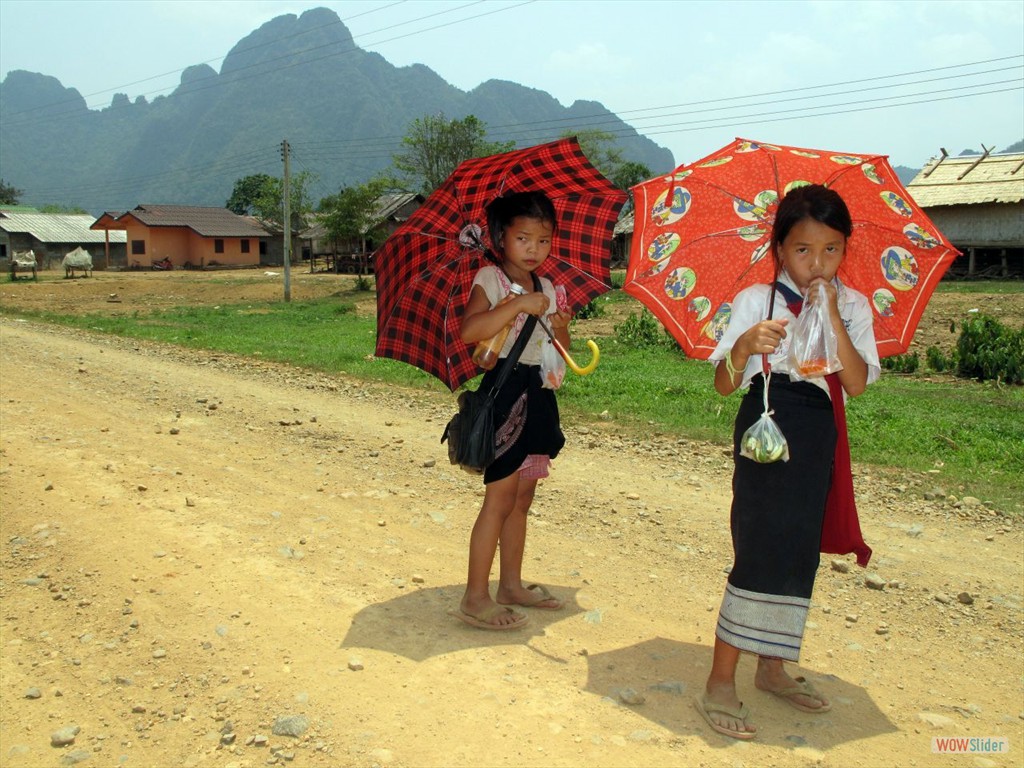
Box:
375 137 626 391
625 138 960 359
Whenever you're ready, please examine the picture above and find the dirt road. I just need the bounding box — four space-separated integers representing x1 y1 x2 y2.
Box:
0 283 1022 767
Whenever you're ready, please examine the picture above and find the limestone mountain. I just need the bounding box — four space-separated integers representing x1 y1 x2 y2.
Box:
0 7 674 215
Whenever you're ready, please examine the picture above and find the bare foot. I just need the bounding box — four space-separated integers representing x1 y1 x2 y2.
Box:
755 658 831 712
495 583 563 609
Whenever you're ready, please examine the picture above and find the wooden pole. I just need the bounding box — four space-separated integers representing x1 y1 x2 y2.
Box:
281 139 291 303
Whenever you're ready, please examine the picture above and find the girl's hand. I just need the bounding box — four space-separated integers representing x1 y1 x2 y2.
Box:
807 278 842 324
518 291 551 316
738 318 789 357
715 318 788 396
547 309 572 331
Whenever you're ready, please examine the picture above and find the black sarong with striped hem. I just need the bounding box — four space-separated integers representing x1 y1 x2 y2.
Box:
481 364 564 485
715 373 837 662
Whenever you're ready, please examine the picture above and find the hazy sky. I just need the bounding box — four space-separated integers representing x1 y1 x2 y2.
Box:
1 0 1022 170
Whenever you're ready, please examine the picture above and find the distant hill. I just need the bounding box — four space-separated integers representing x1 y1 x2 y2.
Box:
893 166 919 186
0 7 674 215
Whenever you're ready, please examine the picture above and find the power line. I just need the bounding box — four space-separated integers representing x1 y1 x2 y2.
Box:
275 57 1023 154
284 72 1022 158
7 5 1019 206
24 80 1019 205
606 54 1024 119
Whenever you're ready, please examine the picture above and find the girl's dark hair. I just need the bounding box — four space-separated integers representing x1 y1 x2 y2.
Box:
485 191 557 255
772 184 852 254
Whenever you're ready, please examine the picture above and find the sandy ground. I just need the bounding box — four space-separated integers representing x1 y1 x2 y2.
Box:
0 271 1022 768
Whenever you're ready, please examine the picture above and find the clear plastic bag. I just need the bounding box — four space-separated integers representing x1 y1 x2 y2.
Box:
740 371 790 463
788 282 842 380
540 337 565 389
540 284 569 390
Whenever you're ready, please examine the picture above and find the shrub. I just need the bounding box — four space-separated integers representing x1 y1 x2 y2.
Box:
614 309 675 349
355 275 373 292
925 345 952 372
955 314 1024 384
576 297 605 320
882 352 920 374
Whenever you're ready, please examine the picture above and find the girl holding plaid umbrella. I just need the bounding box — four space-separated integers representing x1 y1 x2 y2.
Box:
452 191 571 630
696 185 881 739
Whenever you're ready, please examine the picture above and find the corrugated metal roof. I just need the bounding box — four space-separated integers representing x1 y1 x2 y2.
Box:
118 205 269 237
373 193 423 221
907 152 1024 207
298 194 426 239
0 212 127 243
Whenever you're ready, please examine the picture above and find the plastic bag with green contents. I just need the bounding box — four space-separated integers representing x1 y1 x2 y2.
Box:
740 371 790 463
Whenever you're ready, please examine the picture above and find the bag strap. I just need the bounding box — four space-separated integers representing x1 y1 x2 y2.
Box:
773 280 803 308
487 272 542 397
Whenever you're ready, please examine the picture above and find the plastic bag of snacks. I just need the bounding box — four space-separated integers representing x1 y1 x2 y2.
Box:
740 371 790 463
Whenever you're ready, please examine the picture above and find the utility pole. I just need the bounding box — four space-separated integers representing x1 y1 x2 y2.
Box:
281 138 292 303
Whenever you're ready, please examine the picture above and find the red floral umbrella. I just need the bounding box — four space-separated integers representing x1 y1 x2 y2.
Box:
375 137 626 390
625 137 960 359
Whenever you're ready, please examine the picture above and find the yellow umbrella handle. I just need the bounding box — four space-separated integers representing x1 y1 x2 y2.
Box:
552 338 600 376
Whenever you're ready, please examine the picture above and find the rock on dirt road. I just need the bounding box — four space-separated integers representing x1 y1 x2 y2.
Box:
1 307 1022 767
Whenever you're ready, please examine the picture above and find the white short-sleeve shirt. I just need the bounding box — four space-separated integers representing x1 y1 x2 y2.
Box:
709 270 881 398
471 265 557 366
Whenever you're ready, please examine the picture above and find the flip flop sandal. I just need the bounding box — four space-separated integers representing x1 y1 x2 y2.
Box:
497 583 564 610
448 605 529 631
694 693 756 740
768 676 832 713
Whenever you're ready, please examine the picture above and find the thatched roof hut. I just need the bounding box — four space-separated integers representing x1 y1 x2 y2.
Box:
907 150 1023 278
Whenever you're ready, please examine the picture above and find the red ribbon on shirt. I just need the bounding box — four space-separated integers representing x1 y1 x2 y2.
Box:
778 284 872 568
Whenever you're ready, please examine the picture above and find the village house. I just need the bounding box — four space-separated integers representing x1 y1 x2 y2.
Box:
91 205 269 270
611 209 634 269
0 210 127 270
907 149 1024 278
300 193 424 273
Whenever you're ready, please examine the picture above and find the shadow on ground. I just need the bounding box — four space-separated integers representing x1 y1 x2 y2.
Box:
340 582 584 662
583 636 899 748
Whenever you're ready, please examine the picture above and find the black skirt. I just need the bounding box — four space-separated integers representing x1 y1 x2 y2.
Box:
715 373 837 661
479 363 564 484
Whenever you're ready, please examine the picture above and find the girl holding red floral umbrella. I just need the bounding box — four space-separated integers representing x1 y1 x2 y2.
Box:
695 184 881 740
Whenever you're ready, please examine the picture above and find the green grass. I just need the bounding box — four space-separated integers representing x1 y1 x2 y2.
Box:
936 280 1023 294
4 290 1022 514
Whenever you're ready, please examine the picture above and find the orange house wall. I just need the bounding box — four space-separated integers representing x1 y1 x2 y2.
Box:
185 231 259 267
123 222 259 267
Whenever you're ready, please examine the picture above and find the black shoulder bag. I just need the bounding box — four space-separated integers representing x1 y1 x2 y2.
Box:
441 274 541 474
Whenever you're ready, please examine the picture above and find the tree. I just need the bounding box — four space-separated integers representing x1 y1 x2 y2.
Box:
251 171 317 234
610 160 653 216
0 178 23 205
393 114 514 194
318 177 391 279
39 204 89 214
226 174 275 215
610 160 653 193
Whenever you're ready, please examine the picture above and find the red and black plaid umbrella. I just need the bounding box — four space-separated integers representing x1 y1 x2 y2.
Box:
375 137 626 391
